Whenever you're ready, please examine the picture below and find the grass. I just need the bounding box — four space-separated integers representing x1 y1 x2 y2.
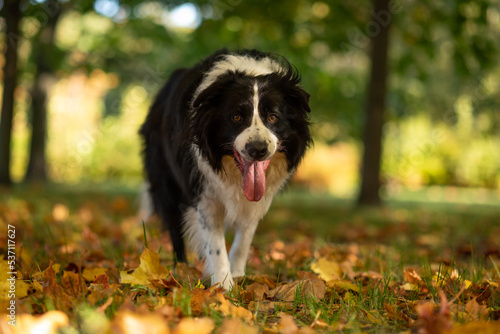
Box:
1 183 500 333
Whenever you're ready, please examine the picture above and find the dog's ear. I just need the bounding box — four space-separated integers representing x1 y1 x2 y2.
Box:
287 84 311 115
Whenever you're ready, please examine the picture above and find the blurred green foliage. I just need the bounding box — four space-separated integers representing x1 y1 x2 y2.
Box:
2 0 500 189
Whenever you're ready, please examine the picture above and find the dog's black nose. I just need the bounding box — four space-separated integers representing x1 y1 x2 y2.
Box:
245 141 268 160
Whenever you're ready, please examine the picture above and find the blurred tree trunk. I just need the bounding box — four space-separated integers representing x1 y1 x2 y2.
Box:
357 0 391 206
0 0 22 186
24 0 62 182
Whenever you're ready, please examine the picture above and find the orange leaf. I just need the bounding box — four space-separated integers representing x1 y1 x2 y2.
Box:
213 292 254 323
218 319 258 334
172 317 214 334
8 311 69 334
277 314 299 334
190 285 223 316
112 310 170 334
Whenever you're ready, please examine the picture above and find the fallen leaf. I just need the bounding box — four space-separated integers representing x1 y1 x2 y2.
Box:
449 321 500 334
413 291 452 334
326 280 360 293
464 297 489 321
268 278 326 302
120 248 169 289
243 282 269 301
213 292 254 323
173 317 214 334
217 318 258 334
43 261 73 311
277 314 299 334
0 258 31 299
404 268 423 284
112 310 170 334
310 258 342 281
61 270 86 297
82 267 108 281
190 285 223 316
7 310 69 334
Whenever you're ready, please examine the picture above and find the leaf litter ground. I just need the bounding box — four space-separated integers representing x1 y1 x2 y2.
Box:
1 185 500 333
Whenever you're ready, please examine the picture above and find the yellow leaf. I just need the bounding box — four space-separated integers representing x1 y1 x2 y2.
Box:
343 291 354 303
82 267 108 281
310 258 342 281
365 310 382 325
401 283 417 291
449 321 500 334
326 280 360 293
0 258 31 300
120 248 169 289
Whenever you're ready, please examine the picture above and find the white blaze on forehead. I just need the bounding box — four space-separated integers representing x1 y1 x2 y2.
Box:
234 82 278 161
193 54 283 102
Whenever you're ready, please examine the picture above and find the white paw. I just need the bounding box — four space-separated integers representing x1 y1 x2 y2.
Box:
212 273 234 291
231 270 245 278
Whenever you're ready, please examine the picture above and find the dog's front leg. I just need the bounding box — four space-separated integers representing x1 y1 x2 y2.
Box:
202 224 233 290
185 204 234 290
229 222 258 278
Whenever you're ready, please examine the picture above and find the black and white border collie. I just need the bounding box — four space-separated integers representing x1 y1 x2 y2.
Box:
140 49 311 290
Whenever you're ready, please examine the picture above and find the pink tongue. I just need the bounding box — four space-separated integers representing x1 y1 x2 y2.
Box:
242 160 269 202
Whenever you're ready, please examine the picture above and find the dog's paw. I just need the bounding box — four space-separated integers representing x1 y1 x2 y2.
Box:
231 270 245 278
212 274 234 291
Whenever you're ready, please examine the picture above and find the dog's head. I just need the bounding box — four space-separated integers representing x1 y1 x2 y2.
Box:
189 55 312 201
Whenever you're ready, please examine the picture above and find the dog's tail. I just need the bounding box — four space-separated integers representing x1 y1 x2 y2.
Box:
137 182 154 224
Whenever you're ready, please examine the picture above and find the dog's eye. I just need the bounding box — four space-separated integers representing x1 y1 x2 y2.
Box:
232 113 242 123
268 114 278 123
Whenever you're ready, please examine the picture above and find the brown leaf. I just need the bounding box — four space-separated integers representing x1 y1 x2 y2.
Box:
93 273 111 289
464 297 489 321
43 261 73 310
268 279 326 302
245 274 277 289
413 291 452 334
190 285 223 316
243 282 269 302
248 301 275 315
61 270 86 297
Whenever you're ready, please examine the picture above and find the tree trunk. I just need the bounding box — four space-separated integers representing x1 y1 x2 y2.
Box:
357 0 392 206
0 0 22 186
24 0 62 182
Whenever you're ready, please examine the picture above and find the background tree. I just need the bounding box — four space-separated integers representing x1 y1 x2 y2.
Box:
24 0 65 182
0 0 22 186
357 0 392 206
